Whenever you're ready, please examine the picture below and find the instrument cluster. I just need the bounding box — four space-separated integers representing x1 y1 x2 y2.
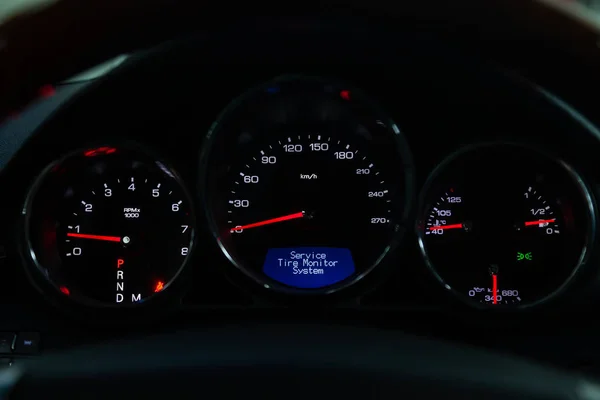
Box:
11 74 600 320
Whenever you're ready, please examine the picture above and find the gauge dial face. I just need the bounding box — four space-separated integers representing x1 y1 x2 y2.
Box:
227 134 393 289
201 76 414 293
418 144 593 308
24 146 195 307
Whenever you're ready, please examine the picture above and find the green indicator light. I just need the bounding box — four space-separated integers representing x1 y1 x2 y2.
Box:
517 252 532 261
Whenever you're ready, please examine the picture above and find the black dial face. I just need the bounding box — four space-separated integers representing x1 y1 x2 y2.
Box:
201 76 414 293
25 146 195 307
417 144 594 308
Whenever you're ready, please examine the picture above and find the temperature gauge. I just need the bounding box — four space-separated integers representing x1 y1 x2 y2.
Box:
417 143 593 309
425 188 471 236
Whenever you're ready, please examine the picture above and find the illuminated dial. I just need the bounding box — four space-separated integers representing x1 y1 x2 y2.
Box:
224 133 396 289
417 143 592 308
24 146 196 307
201 76 414 293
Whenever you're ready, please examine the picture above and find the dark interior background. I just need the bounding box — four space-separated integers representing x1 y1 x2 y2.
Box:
1 16 600 376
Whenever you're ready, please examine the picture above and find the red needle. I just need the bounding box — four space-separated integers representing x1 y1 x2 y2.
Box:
429 223 463 230
492 274 498 305
67 233 122 242
524 218 556 227
231 211 305 233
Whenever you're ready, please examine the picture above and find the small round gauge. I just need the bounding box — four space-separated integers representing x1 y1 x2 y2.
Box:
417 143 595 308
200 75 414 294
23 145 195 307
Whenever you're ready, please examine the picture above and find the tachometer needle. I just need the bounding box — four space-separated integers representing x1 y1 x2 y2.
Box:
67 233 122 242
231 211 305 233
429 223 463 231
524 218 556 227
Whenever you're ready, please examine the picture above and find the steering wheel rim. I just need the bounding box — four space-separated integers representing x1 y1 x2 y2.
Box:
1 0 600 121
3 324 597 399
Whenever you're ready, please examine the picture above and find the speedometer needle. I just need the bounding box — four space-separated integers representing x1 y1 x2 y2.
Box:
67 233 122 242
231 211 305 233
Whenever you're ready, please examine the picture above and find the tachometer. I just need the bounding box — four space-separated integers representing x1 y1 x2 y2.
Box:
200 76 414 293
417 143 594 308
23 145 195 307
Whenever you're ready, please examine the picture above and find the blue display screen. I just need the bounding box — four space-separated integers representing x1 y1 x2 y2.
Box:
262 247 355 289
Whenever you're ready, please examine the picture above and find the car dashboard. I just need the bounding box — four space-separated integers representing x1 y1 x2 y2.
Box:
1 21 600 373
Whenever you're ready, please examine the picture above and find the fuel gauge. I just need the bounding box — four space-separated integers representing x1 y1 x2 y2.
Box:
417 143 594 309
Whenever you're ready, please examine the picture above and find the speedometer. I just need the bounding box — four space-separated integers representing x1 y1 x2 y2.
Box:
227 134 392 289
200 76 414 293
